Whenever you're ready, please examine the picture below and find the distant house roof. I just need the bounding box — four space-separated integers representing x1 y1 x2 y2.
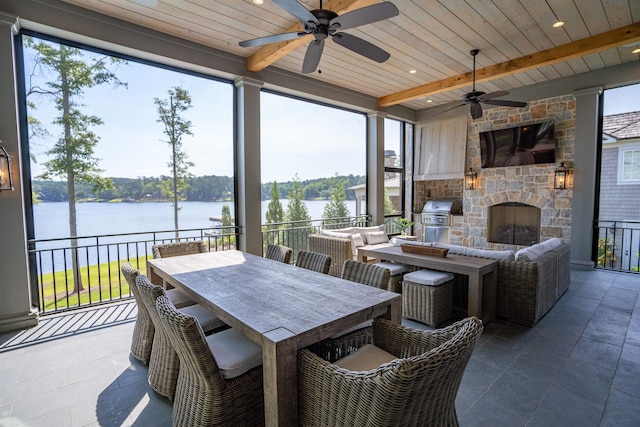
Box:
602 111 640 142
348 175 400 191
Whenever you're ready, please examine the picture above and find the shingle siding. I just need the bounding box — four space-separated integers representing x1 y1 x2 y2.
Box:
599 147 640 221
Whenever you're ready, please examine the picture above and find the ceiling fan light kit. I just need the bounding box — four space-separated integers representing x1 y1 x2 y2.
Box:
239 0 399 73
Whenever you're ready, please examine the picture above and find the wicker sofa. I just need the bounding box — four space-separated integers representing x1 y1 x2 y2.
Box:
433 240 571 327
307 225 389 276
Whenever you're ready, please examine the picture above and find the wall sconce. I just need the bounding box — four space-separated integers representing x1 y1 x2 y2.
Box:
554 162 572 189
465 167 478 190
0 145 14 191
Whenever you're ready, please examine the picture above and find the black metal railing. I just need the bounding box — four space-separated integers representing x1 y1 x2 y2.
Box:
261 215 371 262
28 214 385 315
594 219 640 273
28 226 239 314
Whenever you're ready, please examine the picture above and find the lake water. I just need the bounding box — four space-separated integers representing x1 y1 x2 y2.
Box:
31 200 356 274
32 200 356 240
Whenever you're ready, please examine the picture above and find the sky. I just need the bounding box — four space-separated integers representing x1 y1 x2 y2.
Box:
23 36 638 182
24 41 370 183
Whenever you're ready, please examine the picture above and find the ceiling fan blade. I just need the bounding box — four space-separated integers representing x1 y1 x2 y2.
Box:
430 101 468 117
302 39 324 73
482 99 528 108
479 90 509 100
273 0 319 26
332 32 390 63
239 31 307 48
470 103 483 119
330 2 399 31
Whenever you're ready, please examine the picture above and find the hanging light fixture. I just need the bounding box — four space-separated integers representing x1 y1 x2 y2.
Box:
0 145 14 191
554 162 568 189
465 167 478 190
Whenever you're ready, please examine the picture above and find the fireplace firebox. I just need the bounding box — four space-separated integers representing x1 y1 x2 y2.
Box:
488 202 541 246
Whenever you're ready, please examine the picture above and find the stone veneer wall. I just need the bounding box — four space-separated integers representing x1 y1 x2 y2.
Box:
453 95 576 249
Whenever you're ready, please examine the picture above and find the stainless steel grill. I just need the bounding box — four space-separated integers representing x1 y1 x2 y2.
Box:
421 200 454 243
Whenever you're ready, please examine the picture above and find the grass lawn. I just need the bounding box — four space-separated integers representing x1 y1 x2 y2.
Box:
38 256 150 312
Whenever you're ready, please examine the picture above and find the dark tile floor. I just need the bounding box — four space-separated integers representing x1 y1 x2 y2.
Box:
1 268 638 426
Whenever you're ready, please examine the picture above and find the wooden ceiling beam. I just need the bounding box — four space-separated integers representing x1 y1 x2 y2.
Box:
378 21 640 108
246 0 378 72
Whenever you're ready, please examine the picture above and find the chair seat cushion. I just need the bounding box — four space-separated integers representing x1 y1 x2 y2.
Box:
206 328 262 379
377 262 410 276
334 344 396 372
166 288 195 309
180 304 226 333
403 270 453 286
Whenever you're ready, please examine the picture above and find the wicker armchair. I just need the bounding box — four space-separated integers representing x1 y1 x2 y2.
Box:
341 260 390 290
265 244 293 264
155 294 264 427
308 234 353 276
135 274 225 400
298 317 483 427
121 262 152 364
296 250 331 274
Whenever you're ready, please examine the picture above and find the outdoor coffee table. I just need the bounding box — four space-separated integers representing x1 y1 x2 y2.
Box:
147 250 401 427
358 245 497 323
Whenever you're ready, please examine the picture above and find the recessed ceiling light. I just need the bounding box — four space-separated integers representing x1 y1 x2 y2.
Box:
553 20 565 28
633 47 640 54
426 99 433 103
253 0 264 4
409 69 417 74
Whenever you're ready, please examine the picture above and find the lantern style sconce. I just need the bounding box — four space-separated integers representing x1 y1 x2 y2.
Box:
0 145 14 191
465 167 478 190
554 162 572 189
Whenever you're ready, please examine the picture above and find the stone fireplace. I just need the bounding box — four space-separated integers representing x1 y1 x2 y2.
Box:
443 95 575 249
488 202 540 246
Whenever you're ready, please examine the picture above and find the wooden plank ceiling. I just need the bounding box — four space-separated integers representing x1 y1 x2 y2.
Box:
60 0 640 111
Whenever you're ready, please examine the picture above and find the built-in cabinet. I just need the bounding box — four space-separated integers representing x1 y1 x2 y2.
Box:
414 116 467 180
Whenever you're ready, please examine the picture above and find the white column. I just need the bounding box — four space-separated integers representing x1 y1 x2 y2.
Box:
0 13 38 331
367 111 386 225
571 86 602 269
235 77 264 256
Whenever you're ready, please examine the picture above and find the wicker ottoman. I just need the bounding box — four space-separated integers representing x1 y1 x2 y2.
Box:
377 262 410 293
402 269 454 327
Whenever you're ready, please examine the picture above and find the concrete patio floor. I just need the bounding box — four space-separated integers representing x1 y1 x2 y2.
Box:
1 268 639 426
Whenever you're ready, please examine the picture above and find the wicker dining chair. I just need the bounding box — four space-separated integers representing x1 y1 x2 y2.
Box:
311 260 392 360
135 274 225 400
121 262 153 364
341 259 391 290
298 317 483 427
265 244 293 264
296 250 331 275
155 294 264 427
150 240 208 302
152 240 208 259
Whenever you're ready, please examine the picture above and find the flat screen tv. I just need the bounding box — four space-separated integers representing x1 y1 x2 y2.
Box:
479 121 555 168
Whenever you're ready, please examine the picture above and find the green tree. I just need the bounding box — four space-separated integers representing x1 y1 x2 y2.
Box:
322 174 350 227
265 181 284 227
26 37 124 293
155 86 194 237
285 174 312 252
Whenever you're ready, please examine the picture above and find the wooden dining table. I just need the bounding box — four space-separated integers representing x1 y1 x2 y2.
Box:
147 250 401 427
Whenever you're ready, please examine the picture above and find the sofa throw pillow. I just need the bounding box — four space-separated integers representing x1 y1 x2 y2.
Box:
321 230 352 240
434 242 515 260
515 243 548 262
365 231 389 245
538 237 562 252
351 234 365 248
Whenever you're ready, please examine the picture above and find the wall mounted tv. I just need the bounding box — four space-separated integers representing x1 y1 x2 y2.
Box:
479 121 555 168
